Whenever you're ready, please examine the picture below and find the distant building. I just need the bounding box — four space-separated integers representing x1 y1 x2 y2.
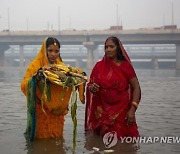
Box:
138 25 177 30
163 25 177 30
110 26 123 30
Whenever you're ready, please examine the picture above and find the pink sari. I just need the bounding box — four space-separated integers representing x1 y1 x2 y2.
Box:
85 37 140 138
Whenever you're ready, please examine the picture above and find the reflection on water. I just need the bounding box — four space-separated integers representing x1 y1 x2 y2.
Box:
0 69 180 154
26 139 66 154
84 131 140 154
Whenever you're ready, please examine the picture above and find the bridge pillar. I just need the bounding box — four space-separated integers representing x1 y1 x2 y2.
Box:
0 45 10 67
152 58 159 69
19 45 24 67
75 58 81 68
75 47 83 68
0 51 5 67
176 44 180 70
83 41 97 76
150 47 158 69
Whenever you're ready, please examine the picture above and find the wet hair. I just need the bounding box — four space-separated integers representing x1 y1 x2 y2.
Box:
46 37 60 49
105 36 125 61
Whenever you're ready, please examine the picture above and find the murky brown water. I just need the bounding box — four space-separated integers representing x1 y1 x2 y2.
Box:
0 69 180 154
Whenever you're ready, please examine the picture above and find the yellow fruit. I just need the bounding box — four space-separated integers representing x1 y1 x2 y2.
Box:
44 70 59 79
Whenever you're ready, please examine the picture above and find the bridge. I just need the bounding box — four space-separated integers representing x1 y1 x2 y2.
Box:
0 29 180 73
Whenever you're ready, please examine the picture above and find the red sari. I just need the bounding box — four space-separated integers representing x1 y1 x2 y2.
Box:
85 39 140 139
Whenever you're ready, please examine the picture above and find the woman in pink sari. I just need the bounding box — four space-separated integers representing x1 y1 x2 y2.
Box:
85 36 141 139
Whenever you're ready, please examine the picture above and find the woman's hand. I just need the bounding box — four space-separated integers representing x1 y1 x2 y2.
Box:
125 106 136 126
35 66 50 81
89 83 100 93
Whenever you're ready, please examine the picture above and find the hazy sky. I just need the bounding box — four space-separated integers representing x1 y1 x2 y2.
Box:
0 0 180 31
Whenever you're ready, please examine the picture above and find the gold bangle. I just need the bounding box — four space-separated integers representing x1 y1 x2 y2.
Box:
131 101 138 109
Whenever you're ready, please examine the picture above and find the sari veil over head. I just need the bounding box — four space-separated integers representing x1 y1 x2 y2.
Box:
21 37 84 140
85 36 140 138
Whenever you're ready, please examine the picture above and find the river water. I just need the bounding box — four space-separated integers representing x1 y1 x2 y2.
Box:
0 69 180 154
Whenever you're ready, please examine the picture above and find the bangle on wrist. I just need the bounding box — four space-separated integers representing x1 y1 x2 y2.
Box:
131 101 138 109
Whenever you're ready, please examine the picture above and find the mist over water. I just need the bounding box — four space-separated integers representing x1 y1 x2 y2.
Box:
0 69 180 154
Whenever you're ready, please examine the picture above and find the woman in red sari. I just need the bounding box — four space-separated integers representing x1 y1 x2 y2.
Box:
85 36 141 139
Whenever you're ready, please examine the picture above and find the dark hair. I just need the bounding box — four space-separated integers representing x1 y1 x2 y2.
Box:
46 37 60 48
105 36 125 61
